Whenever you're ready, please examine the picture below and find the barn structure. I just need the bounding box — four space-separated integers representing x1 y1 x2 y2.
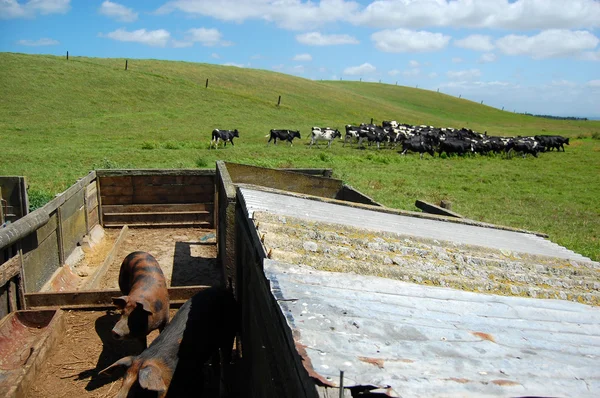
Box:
0 162 598 397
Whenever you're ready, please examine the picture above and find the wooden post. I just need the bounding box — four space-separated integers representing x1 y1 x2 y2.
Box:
277 95 281 106
339 370 344 398
459 94 461 98
437 88 439 92
359 78 362 82
370 118 373 125
379 79 381 83
125 60 128 70
502 106 504 111
206 78 209 88
481 100 483 104
66 51 69 60
395 81 397 85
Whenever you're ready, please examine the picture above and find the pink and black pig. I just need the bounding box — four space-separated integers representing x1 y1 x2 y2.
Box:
101 287 238 398
111 251 170 347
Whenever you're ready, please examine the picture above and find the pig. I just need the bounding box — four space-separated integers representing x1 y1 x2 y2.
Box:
101 287 238 397
112 251 170 347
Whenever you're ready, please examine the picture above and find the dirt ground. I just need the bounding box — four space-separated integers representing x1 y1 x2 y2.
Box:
25 310 243 398
98 227 221 289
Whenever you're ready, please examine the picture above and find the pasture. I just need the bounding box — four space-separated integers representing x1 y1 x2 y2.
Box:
0 52 599 260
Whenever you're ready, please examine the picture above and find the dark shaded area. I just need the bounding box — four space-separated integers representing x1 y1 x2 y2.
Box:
78 312 145 391
171 241 221 287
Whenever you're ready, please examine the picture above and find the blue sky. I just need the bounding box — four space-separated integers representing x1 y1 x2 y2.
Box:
1 0 599 117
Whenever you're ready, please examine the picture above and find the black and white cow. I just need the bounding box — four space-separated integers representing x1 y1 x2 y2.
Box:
211 129 239 149
400 137 436 158
265 129 301 146
310 127 341 148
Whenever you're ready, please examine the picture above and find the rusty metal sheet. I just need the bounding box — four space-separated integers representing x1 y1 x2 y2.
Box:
264 259 600 397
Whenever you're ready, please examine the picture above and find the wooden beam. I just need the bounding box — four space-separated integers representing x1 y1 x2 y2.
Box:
0 208 49 250
25 286 210 310
84 225 129 289
0 255 20 286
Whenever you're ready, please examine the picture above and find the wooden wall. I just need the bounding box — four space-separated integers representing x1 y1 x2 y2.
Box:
97 169 215 228
235 191 319 398
0 171 99 318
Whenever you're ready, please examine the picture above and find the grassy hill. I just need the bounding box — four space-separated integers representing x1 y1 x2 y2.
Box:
1 52 599 260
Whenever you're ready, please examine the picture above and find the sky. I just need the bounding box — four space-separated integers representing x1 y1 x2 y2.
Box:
1 0 599 118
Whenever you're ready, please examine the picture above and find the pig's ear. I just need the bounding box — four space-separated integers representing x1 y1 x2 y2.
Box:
112 296 128 309
136 299 153 314
138 364 167 392
99 356 134 375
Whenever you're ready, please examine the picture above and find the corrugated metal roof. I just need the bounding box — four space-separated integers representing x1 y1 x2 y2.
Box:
240 187 591 262
265 259 600 397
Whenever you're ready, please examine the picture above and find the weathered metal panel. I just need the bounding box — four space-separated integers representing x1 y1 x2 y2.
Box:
240 188 591 262
264 259 600 398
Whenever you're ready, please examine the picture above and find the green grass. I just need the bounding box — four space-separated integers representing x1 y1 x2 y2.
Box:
1 52 599 260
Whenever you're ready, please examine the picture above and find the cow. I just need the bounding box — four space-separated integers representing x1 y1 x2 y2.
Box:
438 139 474 157
343 125 362 147
382 120 399 129
506 139 543 158
400 137 436 158
358 127 387 149
310 128 341 148
265 129 301 146
535 135 569 152
211 129 239 149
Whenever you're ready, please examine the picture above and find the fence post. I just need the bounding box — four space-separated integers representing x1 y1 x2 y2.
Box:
360 78 362 82
459 94 461 98
370 118 373 125
277 95 281 106
206 78 209 88
480 100 483 104
502 106 504 111
66 51 69 60
437 88 439 92
125 60 128 70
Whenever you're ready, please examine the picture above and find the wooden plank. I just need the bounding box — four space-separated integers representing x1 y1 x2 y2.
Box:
96 169 216 177
84 225 129 290
132 175 214 186
100 194 133 206
0 209 49 251
102 203 213 213
0 256 20 286
415 199 464 218
99 175 133 187
87 208 99 228
25 286 210 309
134 184 214 197
103 221 212 228
86 185 98 209
22 230 60 293
102 211 212 225
59 189 86 258
103 193 215 205
100 185 134 196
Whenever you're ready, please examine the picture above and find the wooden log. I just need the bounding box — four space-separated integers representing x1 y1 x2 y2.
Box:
25 286 210 310
0 209 49 250
84 225 128 290
0 256 20 286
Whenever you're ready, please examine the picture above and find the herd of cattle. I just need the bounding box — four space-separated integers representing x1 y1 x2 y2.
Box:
211 122 570 158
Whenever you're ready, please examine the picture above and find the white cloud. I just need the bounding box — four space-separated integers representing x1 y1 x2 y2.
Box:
100 28 171 47
478 53 497 63
156 0 360 30
580 51 600 61
318 67 327 72
211 53 220 59
496 29 599 59
293 65 305 73
447 69 482 80
296 32 359 46
454 34 494 52
1 0 70 18
371 29 450 53
186 28 232 46
292 53 312 61
409 60 419 68
428 72 438 79
388 69 400 76
587 80 600 87
403 68 420 77
99 1 137 22
353 0 600 30
452 57 463 63
17 37 59 46
272 64 284 70
224 62 245 68
343 62 376 75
